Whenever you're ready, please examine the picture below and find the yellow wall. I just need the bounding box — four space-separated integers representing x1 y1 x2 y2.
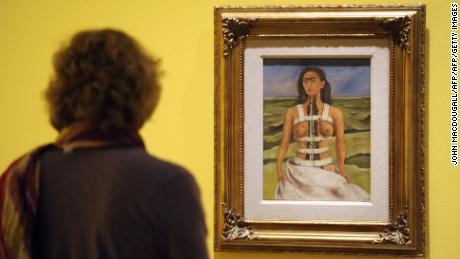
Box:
0 0 457 258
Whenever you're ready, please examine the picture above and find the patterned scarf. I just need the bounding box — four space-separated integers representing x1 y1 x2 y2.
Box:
0 124 144 259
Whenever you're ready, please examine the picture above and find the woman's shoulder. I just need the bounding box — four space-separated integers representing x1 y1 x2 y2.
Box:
286 104 302 115
282 105 301 121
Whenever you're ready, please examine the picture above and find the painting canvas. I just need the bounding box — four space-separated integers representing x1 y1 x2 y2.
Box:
262 58 371 201
243 43 389 222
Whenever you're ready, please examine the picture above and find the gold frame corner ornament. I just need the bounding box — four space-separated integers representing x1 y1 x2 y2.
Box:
222 17 255 57
378 15 412 53
373 206 411 245
222 203 257 241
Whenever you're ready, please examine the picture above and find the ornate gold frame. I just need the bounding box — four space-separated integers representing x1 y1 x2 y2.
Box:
214 5 425 256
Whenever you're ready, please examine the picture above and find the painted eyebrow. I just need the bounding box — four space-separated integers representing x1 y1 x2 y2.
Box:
303 77 317 80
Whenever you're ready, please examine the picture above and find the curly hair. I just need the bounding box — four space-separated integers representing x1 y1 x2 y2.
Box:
45 28 161 132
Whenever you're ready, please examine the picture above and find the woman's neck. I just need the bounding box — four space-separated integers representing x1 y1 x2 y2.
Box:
305 95 323 109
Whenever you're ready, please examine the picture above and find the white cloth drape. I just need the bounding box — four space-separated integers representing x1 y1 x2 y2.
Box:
275 158 369 201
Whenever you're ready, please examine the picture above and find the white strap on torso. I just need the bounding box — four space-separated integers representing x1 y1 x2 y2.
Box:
294 136 332 142
293 103 333 125
321 103 333 124
293 104 305 125
292 156 333 167
297 146 329 154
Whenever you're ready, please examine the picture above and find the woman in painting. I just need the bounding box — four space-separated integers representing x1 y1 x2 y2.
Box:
275 67 369 201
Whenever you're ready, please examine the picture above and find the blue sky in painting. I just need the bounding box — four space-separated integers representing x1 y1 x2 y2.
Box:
263 59 370 98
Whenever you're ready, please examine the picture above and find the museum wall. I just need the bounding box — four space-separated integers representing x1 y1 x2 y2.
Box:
0 0 457 258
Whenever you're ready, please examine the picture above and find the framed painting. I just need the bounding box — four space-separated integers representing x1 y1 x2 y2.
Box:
214 5 426 256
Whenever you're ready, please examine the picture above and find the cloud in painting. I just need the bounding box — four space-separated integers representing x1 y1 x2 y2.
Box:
326 67 370 97
263 66 300 98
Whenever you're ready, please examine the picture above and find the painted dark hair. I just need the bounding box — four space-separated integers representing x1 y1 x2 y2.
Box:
297 67 332 104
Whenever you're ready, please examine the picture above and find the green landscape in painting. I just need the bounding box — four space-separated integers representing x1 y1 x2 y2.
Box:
263 97 371 200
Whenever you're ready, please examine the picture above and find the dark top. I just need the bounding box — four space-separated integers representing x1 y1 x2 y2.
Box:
35 146 208 259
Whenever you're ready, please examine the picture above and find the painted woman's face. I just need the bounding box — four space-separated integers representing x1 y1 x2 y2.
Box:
302 71 324 97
